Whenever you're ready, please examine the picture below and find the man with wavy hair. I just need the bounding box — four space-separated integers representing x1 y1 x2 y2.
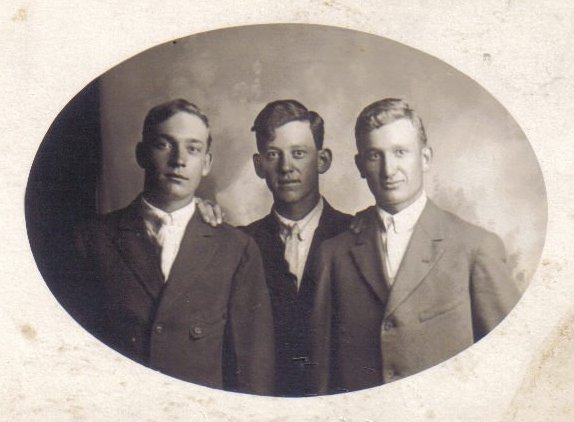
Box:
73 99 274 394
244 100 351 396
310 98 520 394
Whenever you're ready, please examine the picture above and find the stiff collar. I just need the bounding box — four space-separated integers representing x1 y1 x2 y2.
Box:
140 195 196 230
377 193 427 234
274 197 324 241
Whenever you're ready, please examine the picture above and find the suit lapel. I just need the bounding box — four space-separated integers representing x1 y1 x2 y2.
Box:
159 212 219 310
384 201 446 318
299 201 344 298
256 214 298 297
349 208 388 304
113 201 165 299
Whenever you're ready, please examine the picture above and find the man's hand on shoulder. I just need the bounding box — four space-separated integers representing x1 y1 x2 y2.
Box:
196 198 224 227
349 208 371 234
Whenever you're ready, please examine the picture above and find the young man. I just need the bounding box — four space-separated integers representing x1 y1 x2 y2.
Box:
73 99 274 394
309 98 520 394
243 100 351 396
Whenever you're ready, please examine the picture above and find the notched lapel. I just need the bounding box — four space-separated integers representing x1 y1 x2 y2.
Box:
384 201 446 318
113 206 165 300
350 208 388 304
160 213 219 310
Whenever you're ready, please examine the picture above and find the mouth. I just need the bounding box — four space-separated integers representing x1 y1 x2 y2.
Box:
278 179 301 186
382 180 403 189
165 173 189 182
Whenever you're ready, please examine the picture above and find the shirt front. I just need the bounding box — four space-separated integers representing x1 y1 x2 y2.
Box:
275 197 324 290
140 196 196 281
377 193 427 285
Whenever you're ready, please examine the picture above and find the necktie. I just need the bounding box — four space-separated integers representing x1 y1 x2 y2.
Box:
154 214 174 282
383 214 398 283
283 223 302 289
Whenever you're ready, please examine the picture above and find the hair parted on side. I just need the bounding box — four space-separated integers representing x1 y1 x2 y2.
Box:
251 99 325 150
354 98 427 148
142 98 212 148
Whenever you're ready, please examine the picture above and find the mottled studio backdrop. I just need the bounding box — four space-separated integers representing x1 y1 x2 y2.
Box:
97 24 546 292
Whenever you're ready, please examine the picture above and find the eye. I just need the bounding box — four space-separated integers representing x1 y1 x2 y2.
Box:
366 151 381 161
187 144 203 154
292 150 307 159
265 151 280 160
152 139 171 150
394 148 408 157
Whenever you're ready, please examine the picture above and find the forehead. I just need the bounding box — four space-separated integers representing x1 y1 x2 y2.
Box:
152 111 209 142
265 120 315 149
361 118 419 150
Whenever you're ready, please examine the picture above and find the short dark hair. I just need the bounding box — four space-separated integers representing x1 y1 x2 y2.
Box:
142 98 212 148
251 100 324 150
355 98 427 148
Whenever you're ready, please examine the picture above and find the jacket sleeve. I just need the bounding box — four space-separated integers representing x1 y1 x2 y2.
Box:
308 241 334 395
470 231 520 341
225 236 275 395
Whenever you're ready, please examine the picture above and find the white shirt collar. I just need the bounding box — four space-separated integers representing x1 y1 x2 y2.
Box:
377 192 427 234
140 196 196 230
274 197 324 241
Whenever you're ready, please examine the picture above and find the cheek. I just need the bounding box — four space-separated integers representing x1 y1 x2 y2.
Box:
364 163 380 178
148 154 168 170
301 159 318 174
263 163 279 178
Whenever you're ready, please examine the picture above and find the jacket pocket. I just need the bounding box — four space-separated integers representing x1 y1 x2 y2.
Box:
419 298 465 322
189 314 227 340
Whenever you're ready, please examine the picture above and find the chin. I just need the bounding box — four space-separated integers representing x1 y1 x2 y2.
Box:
278 195 301 204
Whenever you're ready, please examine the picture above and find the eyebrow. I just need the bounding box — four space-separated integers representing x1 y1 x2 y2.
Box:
265 144 311 150
153 134 206 145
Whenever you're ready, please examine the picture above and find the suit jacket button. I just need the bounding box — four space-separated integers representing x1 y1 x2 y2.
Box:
385 369 395 379
383 320 394 331
193 326 203 335
155 324 164 334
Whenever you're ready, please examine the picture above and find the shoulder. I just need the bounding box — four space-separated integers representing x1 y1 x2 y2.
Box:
320 230 355 255
210 221 257 249
75 205 132 238
239 213 275 237
241 215 268 231
318 206 376 256
427 200 506 253
321 200 352 229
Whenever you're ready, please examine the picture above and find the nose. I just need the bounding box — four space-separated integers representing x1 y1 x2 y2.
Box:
380 153 396 178
169 145 187 167
279 154 294 173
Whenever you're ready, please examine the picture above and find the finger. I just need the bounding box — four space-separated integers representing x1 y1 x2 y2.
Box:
203 200 223 225
197 200 218 226
349 215 364 234
214 204 224 225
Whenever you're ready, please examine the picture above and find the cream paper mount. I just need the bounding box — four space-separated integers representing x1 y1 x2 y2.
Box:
1 1 573 421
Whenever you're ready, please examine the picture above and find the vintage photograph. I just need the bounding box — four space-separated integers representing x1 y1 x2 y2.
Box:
25 24 546 398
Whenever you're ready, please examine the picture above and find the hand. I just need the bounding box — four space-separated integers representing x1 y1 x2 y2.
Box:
349 210 368 234
196 198 224 227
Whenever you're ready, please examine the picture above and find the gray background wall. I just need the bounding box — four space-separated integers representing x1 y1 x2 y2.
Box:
99 24 546 291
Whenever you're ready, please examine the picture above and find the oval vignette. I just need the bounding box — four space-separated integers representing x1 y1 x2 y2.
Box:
25 24 547 396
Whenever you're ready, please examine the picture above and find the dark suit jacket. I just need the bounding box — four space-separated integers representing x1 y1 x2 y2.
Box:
72 199 274 395
242 200 351 396
309 200 520 394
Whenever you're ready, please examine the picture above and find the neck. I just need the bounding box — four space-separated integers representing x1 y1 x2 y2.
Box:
143 192 194 214
378 190 423 215
275 192 320 221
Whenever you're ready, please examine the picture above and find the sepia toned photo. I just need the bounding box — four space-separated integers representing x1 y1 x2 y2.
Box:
25 24 546 398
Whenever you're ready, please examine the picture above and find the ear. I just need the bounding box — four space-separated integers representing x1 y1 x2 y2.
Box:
355 153 366 178
201 151 213 177
135 142 148 170
421 146 433 172
253 153 265 179
317 148 332 174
